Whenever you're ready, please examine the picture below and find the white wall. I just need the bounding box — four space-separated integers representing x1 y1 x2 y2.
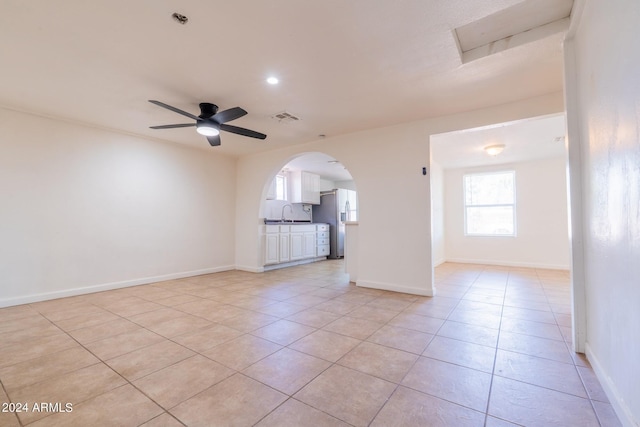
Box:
566 0 640 424
443 157 570 269
430 161 445 266
0 108 237 307
319 178 336 191
335 180 357 191
235 92 564 295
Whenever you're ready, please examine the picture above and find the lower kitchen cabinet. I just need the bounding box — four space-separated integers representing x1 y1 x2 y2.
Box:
279 232 290 262
316 224 330 257
264 223 327 266
265 233 280 265
317 244 330 257
290 232 304 260
303 231 316 258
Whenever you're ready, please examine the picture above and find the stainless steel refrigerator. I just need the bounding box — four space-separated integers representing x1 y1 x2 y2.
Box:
312 189 357 259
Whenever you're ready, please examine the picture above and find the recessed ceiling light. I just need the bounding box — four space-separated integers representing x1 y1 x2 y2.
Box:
266 77 279 85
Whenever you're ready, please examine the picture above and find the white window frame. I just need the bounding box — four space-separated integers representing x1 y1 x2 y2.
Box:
463 170 516 237
275 174 287 201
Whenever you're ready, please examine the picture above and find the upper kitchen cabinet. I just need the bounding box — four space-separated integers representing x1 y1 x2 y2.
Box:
290 171 320 204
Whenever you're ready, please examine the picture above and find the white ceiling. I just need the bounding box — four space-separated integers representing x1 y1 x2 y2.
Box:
431 114 566 169
284 153 353 182
0 1 572 157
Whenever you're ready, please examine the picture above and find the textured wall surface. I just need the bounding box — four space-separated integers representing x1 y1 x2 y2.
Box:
569 0 640 424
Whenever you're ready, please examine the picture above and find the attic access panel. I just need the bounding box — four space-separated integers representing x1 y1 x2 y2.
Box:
454 0 573 63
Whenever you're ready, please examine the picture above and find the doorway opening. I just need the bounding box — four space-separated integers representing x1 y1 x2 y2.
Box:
429 113 579 347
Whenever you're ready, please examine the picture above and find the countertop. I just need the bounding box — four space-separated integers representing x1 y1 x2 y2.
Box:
264 219 313 224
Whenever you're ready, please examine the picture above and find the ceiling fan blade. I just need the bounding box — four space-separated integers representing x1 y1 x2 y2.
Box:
149 123 196 129
212 107 247 124
220 124 267 140
207 134 221 146
149 100 199 121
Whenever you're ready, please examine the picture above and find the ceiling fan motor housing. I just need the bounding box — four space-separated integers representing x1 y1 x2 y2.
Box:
199 103 218 119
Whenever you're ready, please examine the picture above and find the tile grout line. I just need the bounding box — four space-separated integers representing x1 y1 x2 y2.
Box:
0 377 24 427
481 265 509 427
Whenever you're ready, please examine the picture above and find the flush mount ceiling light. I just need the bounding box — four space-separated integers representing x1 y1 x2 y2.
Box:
266 76 279 85
484 144 505 156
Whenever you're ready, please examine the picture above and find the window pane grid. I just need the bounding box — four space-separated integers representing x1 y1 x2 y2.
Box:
464 171 516 237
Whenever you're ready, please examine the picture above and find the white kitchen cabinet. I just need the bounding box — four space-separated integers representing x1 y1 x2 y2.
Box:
303 231 316 258
290 232 304 260
264 232 280 265
317 245 330 257
316 223 330 257
264 223 328 267
289 171 320 204
279 226 290 262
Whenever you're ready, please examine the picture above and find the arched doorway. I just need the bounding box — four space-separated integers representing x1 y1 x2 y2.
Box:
259 152 358 272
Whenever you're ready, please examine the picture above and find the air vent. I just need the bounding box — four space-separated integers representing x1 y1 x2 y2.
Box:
271 111 301 123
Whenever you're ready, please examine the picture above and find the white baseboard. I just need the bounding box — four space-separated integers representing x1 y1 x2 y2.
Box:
356 279 434 297
433 258 446 267
262 257 327 272
0 265 236 308
445 257 570 270
235 265 265 273
585 343 637 427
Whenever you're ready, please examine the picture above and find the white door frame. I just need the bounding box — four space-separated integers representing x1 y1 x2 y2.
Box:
562 0 587 353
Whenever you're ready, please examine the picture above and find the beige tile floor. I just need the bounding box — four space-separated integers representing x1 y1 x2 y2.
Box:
0 261 623 426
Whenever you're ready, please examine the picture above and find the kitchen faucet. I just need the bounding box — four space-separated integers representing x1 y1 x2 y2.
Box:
281 204 294 222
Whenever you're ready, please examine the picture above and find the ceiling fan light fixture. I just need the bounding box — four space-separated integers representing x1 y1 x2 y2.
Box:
149 100 266 147
196 122 220 136
484 144 505 156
